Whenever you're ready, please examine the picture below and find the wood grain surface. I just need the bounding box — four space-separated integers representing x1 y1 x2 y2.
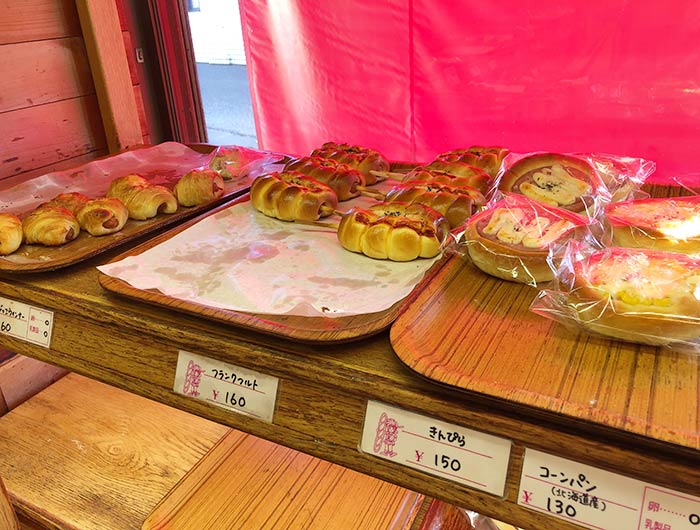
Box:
98 198 450 344
0 476 19 530
143 430 423 530
0 373 229 530
391 184 700 451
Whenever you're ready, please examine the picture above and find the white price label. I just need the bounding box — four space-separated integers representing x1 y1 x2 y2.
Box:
360 400 511 496
518 449 700 530
174 350 279 423
0 296 53 348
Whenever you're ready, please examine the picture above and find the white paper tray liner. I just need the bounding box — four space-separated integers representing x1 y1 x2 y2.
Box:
98 199 440 318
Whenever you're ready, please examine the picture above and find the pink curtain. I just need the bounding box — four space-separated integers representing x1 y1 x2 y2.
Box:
240 0 700 181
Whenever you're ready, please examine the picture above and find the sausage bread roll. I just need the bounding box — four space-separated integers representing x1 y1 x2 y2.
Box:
498 153 601 214
464 194 589 284
284 156 365 201
107 174 178 221
337 202 449 261
45 192 90 215
0 213 23 255
76 197 129 236
250 171 338 222
404 164 492 195
23 205 80 246
384 180 486 229
565 247 700 345
173 168 225 207
436 146 510 177
310 142 390 185
604 195 700 255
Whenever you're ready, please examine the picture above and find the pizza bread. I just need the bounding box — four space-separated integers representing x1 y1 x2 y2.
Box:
250 170 338 222
404 164 492 194
566 246 700 345
174 168 225 207
76 197 129 236
0 213 23 255
284 156 365 201
337 202 449 261
604 195 700 255
464 194 589 284
384 180 486 229
310 142 390 185
498 153 601 214
22 205 80 246
107 174 178 221
436 146 510 177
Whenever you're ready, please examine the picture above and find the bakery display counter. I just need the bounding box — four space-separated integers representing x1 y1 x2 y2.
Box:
0 242 698 530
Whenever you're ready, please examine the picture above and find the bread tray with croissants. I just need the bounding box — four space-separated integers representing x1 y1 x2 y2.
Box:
0 142 287 273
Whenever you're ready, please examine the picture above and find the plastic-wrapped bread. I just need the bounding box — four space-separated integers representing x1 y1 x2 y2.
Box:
284 156 365 201
76 197 129 236
107 174 178 221
436 146 510 177
561 246 700 345
250 170 338 222
173 168 225 207
498 153 603 215
337 202 449 261
310 142 390 185
0 213 23 255
384 180 486 229
45 192 90 215
604 195 700 255
22 205 80 246
403 165 492 195
463 194 590 285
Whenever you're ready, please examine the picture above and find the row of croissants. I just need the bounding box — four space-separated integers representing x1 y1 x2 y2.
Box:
0 168 225 256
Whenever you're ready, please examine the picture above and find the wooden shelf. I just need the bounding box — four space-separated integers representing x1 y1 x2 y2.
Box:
1 248 698 530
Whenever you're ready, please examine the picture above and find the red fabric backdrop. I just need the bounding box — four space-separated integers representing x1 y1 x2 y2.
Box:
240 0 700 181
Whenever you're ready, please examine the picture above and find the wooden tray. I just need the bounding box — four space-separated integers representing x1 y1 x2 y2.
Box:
390 253 700 450
0 144 285 273
98 199 449 344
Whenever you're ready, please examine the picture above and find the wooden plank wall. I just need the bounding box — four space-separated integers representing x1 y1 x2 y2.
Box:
0 0 150 183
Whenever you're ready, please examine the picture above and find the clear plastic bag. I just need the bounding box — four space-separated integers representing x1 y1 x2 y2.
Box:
451 194 595 287
531 240 700 349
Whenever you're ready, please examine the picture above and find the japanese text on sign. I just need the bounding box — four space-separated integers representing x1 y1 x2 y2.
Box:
360 401 511 496
519 449 700 530
174 350 279 423
0 296 53 348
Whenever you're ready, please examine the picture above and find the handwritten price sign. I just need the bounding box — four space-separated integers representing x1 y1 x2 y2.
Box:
0 296 53 348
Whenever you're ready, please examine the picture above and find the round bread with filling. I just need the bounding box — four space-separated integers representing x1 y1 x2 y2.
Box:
464 194 589 284
337 202 449 261
250 170 338 222
499 153 601 214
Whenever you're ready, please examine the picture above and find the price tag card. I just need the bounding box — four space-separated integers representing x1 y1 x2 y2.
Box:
518 448 700 530
0 296 53 348
174 350 279 423
360 400 511 496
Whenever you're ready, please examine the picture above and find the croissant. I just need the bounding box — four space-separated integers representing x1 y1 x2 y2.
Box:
107 174 178 221
45 192 90 215
23 205 80 246
76 197 129 236
0 213 23 255
173 169 225 207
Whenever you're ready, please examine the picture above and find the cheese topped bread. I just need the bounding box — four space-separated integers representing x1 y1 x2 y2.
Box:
568 247 700 345
605 195 700 255
464 194 589 284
